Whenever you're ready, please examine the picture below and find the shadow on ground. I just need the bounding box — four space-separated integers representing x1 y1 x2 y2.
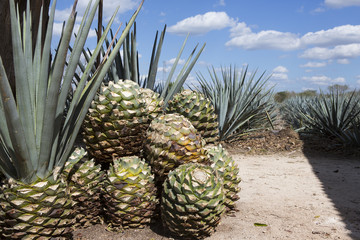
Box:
301 133 360 239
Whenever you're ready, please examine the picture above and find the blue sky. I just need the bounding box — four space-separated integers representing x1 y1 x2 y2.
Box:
53 0 360 92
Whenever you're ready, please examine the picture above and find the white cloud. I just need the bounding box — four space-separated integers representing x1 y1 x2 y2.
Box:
168 12 236 35
157 66 172 73
302 75 346 86
324 0 360 8
229 22 252 37
226 22 360 57
226 28 300 51
300 43 360 60
165 58 186 65
271 66 289 80
301 25 360 47
53 22 65 36
55 8 73 22
300 61 327 68
337 59 350 64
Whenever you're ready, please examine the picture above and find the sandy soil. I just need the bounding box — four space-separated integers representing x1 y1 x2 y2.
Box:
73 151 360 240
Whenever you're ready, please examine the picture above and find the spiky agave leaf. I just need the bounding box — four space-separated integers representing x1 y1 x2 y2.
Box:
280 96 316 132
338 120 360 147
71 24 205 110
197 65 274 141
0 0 143 182
303 90 360 138
0 0 143 237
161 163 226 239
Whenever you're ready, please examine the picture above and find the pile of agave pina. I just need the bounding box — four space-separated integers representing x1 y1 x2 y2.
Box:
74 79 242 239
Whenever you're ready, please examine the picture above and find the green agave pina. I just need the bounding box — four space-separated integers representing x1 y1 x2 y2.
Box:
161 163 225 239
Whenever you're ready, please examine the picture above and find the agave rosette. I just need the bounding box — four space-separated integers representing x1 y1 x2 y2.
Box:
0 0 143 238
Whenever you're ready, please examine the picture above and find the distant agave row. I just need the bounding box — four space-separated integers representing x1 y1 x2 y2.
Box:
71 79 241 239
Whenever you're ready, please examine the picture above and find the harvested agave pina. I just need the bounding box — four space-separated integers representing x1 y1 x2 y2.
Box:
167 89 219 143
139 88 164 121
161 163 226 239
206 144 241 210
63 148 104 227
102 156 158 230
144 113 209 181
83 80 149 163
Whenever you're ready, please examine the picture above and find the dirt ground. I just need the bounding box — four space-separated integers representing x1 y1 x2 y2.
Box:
73 129 360 240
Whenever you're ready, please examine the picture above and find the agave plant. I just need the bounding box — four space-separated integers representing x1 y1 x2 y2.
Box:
0 0 142 238
338 120 360 147
197 65 275 141
72 23 205 109
303 90 360 138
280 96 316 131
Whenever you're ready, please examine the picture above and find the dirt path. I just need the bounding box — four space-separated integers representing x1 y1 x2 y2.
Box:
73 152 360 240
208 153 360 240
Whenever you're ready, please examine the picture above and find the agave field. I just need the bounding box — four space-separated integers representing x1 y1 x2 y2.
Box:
0 0 359 240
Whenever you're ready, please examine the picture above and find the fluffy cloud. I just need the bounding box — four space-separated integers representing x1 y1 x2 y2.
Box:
226 23 360 52
168 12 236 35
226 29 300 51
300 62 327 68
271 66 289 80
300 44 360 60
324 0 360 8
226 22 300 50
302 75 346 86
301 25 360 47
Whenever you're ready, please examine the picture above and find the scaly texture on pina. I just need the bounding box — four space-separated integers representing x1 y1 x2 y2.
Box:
161 163 226 239
167 90 219 143
206 144 241 210
63 148 104 227
139 88 164 121
144 113 209 181
102 156 158 230
0 177 74 239
83 80 149 163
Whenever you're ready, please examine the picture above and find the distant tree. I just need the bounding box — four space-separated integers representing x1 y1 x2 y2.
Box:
274 91 291 103
298 90 317 97
328 84 349 93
